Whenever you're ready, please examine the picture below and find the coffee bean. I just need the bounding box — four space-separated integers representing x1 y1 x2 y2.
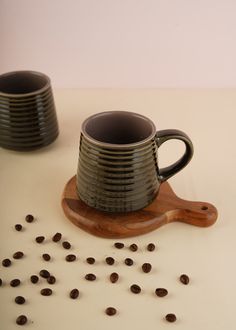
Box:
0 278 2 286
114 242 124 249
130 284 141 294
85 273 96 281
142 263 152 273
2 258 11 267
30 275 39 284
129 243 138 252
155 288 168 297
180 274 190 285
110 272 119 283
15 296 25 305
62 241 71 249
147 243 155 251
42 254 51 261
10 279 21 287
165 313 177 323
124 258 133 266
86 257 95 264
70 288 79 299
35 236 45 243
25 214 34 223
16 315 27 325
105 307 117 316
47 276 56 285
13 251 24 259
15 224 23 231
39 269 50 279
105 257 115 265
65 254 76 262
52 232 62 242
40 288 52 296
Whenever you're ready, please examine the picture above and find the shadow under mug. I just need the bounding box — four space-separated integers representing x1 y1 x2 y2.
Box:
76 111 194 213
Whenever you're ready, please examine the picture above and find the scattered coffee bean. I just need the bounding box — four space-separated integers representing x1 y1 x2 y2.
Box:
70 288 79 299
105 257 115 265
130 284 141 294
110 272 119 283
147 243 155 251
180 274 190 285
47 276 56 285
52 232 62 242
10 279 21 287
39 269 50 279
105 307 117 316
62 241 71 249
155 288 168 297
15 224 23 231
13 251 24 259
65 254 76 262
0 278 2 286
124 258 133 266
16 315 27 325
30 275 39 284
85 273 96 281
25 214 34 223
142 263 152 273
40 288 52 296
129 243 138 252
2 258 11 267
165 313 177 323
42 253 51 261
15 296 25 305
114 242 124 249
86 257 95 264
35 236 45 243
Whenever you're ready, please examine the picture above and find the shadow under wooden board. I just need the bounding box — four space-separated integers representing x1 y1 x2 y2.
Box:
61 175 218 238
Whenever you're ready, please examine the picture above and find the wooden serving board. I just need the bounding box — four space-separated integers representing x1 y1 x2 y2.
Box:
61 175 218 238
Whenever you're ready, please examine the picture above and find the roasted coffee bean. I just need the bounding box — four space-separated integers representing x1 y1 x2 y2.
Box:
35 236 45 243
130 284 141 294
13 251 24 259
15 296 25 305
40 288 52 296
10 279 21 287
142 263 152 273
62 241 71 249
70 288 79 299
155 288 168 297
52 232 62 242
86 257 95 264
39 269 50 279
47 276 56 285
42 253 51 261
15 224 23 231
129 244 138 252
25 214 34 223
165 314 177 323
124 258 133 266
105 257 115 265
114 242 124 249
110 272 119 283
30 275 39 284
105 307 117 316
180 274 190 285
147 243 155 251
16 315 27 325
2 258 11 267
0 278 2 286
85 273 96 281
65 254 76 262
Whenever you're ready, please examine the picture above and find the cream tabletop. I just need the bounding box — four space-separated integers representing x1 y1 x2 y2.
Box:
0 89 235 330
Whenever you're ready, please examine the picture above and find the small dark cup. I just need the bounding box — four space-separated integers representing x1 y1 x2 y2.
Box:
0 70 59 151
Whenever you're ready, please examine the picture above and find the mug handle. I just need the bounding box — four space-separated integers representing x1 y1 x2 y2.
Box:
155 129 194 182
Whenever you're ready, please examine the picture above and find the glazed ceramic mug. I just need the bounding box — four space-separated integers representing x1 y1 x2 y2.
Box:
77 111 194 213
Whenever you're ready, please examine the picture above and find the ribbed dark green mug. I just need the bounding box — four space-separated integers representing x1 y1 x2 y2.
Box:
77 111 193 213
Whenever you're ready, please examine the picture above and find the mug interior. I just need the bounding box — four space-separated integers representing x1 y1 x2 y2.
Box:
82 111 155 145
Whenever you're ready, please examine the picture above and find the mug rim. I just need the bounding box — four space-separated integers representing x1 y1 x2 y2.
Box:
0 70 51 98
81 111 156 149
